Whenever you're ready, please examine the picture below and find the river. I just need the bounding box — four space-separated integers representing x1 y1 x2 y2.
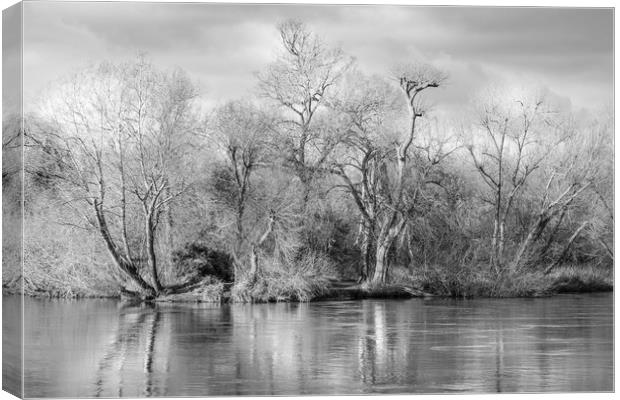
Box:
4 292 613 397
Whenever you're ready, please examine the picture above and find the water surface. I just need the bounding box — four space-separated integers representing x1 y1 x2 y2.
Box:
11 293 613 397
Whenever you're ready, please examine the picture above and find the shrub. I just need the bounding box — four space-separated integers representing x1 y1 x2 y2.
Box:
172 242 234 283
394 261 613 298
548 263 613 293
21 219 119 298
22 250 118 298
410 265 496 298
231 251 334 302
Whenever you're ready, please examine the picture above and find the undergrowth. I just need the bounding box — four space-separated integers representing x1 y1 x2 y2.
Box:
388 262 613 298
231 251 334 303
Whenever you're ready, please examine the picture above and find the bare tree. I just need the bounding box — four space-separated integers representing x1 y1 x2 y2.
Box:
513 169 592 272
464 86 559 273
369 63 446 284
584 111 614 262
330 64 447 284
464 85 609 276
211 101 274 281
517 113 610 272
258 19 353 204
329 72 399 281
33 57 199 297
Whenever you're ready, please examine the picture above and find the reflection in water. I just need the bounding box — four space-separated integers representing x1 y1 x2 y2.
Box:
94 303 162 397
18 293 613 397
495 319 504 393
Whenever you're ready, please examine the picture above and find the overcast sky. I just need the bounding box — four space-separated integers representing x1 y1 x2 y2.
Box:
14 2 614 115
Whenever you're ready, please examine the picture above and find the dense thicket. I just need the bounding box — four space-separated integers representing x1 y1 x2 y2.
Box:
3 21 613 300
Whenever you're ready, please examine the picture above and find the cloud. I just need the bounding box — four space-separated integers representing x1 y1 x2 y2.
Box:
21 3 613 114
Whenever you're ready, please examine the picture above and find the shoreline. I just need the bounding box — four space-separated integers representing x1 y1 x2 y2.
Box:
3 283 613 303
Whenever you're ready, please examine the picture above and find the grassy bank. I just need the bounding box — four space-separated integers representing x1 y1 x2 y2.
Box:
3 264 119 299
394 262 613 298
4 262 612 302
547 264 614 293
230 270 331 303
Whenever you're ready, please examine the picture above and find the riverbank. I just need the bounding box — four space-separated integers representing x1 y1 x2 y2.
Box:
3 262 613 302
315 264 614 301
3 263 612 302
409 263 614 298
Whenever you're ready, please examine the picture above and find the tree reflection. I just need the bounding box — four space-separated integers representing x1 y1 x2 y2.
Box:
357 301 405 390
93 302 236 397
94 302 161 397
66 297 612 397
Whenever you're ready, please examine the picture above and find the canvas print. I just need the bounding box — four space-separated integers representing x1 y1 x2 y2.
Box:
2 1 614 398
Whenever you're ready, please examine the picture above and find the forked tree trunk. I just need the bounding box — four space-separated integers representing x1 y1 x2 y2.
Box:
368 70 440 284
94 201 155 295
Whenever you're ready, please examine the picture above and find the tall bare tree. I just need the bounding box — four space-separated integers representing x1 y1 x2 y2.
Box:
369 63 446 284
330 64 447 284
464 86 558 273
258 19 353 204
33 57 199 296
328 72 399 281
463 85 608 276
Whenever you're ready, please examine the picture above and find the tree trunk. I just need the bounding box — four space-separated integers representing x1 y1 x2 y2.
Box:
498 218 506 266
539 207 567 258
248 212 276 283
545 220 588 274
145 213 163 294
597 237 614 261
490 219 499 272
405 226 416 272
359 222 374 282
372 214 404 285
512 212 552 272
230 253 242 283
94 201 155 295
249 246 259 284
374 241 389 284
163 185 175 277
